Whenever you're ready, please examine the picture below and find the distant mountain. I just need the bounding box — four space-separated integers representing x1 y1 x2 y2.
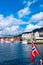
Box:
33 27 43 32
18 27 43 35
1 27 43 37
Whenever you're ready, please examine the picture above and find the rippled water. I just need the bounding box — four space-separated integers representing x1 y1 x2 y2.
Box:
0 42 43 65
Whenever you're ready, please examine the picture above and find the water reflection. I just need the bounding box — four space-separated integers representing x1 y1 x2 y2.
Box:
0 42 43 65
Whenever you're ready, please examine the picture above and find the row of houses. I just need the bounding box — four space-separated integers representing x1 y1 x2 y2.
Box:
22 32 43 43
0 28 43 43
0 36 22 43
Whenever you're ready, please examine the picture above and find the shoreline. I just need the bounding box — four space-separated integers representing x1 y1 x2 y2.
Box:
0 40 43 44
27 42 43 44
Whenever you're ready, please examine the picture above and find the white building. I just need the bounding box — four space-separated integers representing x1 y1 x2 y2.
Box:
22 28 43 43
22 32 33 43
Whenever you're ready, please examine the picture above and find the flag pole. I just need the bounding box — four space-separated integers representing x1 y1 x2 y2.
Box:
31 31 43 65
32 38 42 65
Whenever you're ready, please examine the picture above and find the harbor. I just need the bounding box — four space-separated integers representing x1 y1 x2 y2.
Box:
0 42 43 65
0 0 43 65
0 28 43 44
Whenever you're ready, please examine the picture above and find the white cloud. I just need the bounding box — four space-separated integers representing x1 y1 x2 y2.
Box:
18 1 31 18
37 21 43 27
30 12 43 22
25 23 41 32
18 7 30 18
0 31 2 35
0 14 29 36
0 14 30 36
0 14 4 21
26 12 43 32
25 24 34 32
0 14 30 30
2 26 24 36
34 25 41 29
2 26 19 36
0 15 15 30
0 31 3 37
18 0 37 18
25 16 43 32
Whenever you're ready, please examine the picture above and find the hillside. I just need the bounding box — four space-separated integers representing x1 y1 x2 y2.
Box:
33 27 43 32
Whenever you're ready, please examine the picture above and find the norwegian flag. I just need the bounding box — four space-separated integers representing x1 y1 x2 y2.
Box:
30 51 35 63
30 42 39 63
32 42 39 57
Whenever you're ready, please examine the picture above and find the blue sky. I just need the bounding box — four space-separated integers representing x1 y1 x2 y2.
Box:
0 0 43 36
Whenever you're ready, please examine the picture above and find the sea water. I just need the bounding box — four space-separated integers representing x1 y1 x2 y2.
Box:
0 42 43 65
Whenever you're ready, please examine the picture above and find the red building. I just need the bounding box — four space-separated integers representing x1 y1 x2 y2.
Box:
0 35 22 43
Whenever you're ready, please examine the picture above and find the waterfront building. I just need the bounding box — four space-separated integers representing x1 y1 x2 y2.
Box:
0 35 22 43
22 32 32 43
33 28 43 43
22 27 43 43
